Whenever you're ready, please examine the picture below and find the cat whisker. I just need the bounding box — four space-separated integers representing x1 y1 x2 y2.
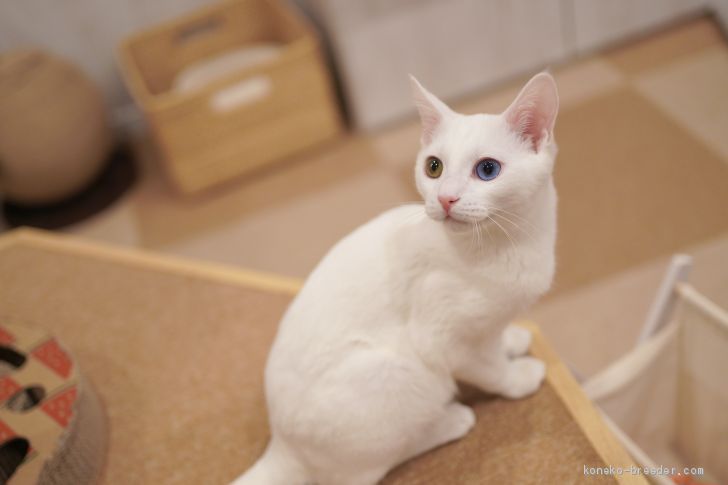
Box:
489 212 536 243
475 220 484 254
484 219 495 248
468 221 478 254
470 219 481 255
488 215 517 253
490 207 538 231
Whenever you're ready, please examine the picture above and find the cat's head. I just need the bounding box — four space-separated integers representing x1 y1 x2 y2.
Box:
411 72 559 228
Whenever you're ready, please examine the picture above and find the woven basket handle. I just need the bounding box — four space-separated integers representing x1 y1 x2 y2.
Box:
175 15 224 45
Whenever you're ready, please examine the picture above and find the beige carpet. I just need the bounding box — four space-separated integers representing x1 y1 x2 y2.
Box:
553 86 728 294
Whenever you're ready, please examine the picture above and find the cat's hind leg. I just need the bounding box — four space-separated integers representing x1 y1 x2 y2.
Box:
341 467 390 485
399 401 476 462
341 402 475 485
295 348 470 485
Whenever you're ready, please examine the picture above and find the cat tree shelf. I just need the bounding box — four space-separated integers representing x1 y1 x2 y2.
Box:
0 228 645 484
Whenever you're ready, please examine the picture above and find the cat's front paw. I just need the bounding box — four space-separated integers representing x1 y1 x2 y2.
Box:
499 356 546 399
502 325 532 358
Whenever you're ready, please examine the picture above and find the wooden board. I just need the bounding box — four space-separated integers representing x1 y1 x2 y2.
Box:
0 228 645 484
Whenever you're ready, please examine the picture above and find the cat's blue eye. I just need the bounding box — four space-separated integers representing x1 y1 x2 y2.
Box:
474 158 501 181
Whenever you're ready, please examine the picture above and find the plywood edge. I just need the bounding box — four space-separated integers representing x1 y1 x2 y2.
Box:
519 321 649 485
0 228 302 295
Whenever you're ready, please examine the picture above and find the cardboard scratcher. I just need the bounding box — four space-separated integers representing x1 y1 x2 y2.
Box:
0 321 107 484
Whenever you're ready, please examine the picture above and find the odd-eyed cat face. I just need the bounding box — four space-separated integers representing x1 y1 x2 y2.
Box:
411 73 559 227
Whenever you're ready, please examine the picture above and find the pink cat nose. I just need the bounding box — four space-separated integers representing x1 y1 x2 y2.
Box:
438 195 460 214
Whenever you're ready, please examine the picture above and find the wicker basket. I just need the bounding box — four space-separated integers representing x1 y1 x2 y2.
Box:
118 0 342 193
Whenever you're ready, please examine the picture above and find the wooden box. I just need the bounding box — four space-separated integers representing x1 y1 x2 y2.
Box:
118 0 342 193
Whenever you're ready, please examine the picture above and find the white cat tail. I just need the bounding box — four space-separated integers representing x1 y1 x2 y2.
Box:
230 438 310 485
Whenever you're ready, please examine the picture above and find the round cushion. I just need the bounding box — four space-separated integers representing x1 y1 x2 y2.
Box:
0 50 112 205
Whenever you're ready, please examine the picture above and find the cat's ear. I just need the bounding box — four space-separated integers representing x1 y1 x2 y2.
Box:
410 75 454 145
503 72 559 152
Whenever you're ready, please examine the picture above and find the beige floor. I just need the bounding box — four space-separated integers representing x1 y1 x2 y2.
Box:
66 17 728 376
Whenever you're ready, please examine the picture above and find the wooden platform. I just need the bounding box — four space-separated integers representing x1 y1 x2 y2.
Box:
0 228 645 484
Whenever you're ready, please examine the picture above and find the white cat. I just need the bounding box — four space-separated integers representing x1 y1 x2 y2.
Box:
232 72 559 485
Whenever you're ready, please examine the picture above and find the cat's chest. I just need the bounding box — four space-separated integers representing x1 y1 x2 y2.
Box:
409 248 551 325
389 214 554 323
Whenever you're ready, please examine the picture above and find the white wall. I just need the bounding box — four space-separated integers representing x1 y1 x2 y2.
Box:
311 0 570 130
568 0 709 53
308 0 715 130
1 0 723 132
0 0 216 123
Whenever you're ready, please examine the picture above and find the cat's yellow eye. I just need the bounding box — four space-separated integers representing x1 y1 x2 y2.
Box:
425 156 443 178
